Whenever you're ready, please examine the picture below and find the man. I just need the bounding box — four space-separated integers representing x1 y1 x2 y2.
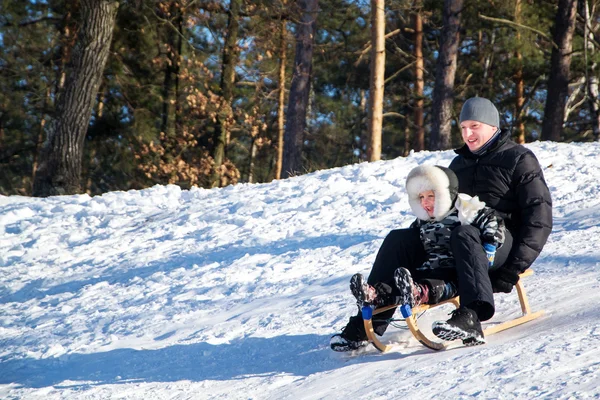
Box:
431 97 552 344
330 97 552 351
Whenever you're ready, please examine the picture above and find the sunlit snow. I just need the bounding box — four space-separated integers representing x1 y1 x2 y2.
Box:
1 141 599 399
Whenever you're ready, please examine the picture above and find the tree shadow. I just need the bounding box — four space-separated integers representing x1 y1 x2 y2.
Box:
0 333 415 389
0 231 380 305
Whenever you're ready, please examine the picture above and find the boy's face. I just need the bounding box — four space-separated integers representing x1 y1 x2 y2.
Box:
460 120 497 151
419 190 435 218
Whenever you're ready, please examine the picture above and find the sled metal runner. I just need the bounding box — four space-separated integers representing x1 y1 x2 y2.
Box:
363 269 544 352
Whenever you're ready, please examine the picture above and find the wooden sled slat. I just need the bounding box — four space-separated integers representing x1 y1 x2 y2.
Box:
363 269 543 352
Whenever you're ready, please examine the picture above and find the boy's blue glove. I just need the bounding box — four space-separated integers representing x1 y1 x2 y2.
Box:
483 243 496 267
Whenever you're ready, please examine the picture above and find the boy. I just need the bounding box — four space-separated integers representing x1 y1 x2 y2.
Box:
330 165 505 351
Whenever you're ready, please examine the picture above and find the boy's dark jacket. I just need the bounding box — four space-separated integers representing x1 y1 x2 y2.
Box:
449 129 553 274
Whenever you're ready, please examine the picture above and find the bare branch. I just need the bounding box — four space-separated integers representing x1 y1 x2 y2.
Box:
382 112 406 119
478 13 559 49
1 16 62 28
355 29 402 66
384 61 416 84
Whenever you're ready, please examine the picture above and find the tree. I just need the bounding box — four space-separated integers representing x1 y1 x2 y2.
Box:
33 0 119 196
541 0 578 142
430 0 463 150
461 1 553 142
275 9 288 180
412 1 425 151
211 0 242 187
157 1 184 138
513 0 526 144
281 0 318 177
1 0 593 196
0 0 65 194
581 0 600 141
367 0 385 161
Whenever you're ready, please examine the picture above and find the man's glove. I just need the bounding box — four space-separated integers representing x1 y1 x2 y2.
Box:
489 266 520 293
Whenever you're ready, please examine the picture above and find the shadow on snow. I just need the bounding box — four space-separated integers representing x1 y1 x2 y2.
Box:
0 333 414 388
0 231 380 305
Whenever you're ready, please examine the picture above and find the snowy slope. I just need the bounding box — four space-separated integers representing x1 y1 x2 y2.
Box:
1 142 599 400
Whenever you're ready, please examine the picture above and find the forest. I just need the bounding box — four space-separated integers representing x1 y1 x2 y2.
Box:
0 0 598 196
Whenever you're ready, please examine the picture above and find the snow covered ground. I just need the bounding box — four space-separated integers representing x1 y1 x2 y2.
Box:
1 141 599 400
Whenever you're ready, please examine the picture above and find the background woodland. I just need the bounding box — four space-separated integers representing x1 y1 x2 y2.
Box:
1 0 598 196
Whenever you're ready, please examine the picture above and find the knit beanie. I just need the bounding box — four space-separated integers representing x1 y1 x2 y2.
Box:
459 97 500 128
405 165 459 221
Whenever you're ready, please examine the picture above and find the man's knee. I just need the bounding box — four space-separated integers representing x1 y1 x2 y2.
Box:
370 228 422 284
378 228 419 254
383 227 418 244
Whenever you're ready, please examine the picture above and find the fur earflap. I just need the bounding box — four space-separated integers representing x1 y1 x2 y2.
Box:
456 193 486 225
406 165 459 221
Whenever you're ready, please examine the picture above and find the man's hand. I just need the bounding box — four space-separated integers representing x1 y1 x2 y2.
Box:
490 266 520 293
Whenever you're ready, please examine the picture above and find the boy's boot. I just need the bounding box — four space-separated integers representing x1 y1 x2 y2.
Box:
393 267 429 307
330 315 369 352
349 273 397 308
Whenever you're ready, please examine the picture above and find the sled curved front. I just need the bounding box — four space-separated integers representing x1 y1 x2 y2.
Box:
364 298 460 351
363 269 543 352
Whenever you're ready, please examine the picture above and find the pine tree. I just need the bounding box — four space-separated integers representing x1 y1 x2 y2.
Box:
541 0 578 142
282 0 319 177
430 0 463 150
33 0 119 196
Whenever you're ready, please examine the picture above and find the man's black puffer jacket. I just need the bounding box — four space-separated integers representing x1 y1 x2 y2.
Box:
448 129 553 273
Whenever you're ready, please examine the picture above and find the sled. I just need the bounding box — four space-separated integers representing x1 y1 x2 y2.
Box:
362 269 544 352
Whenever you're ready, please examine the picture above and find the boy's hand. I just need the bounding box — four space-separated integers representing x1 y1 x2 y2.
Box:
474 208 505 246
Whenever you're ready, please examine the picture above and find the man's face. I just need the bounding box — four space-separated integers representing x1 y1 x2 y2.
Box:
460 120 498 151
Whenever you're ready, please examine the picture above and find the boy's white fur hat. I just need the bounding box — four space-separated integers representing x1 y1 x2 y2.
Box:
406 165 459 221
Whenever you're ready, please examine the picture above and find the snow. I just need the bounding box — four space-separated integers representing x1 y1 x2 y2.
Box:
1 141 599 399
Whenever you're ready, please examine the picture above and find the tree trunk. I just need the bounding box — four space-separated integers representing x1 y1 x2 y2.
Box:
483 31 496 95
430 0 463 150
403 123 411 156
85 88 106 194
541 0 577 142
55 5 78 95
514 0 526 143
275 16 287 180
367 0 386 162
412 4 425 151
174 12 184 137
582 0 600 141
0 96 6 144
160 54 174 135
160 3 183 136
31 87 51 192
211 0 241 187
0 114 4 144
588 72 600 141
514 61 525 143
281 0 318 178
33 0 119 197
356 89 368 160
248 137 257 183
